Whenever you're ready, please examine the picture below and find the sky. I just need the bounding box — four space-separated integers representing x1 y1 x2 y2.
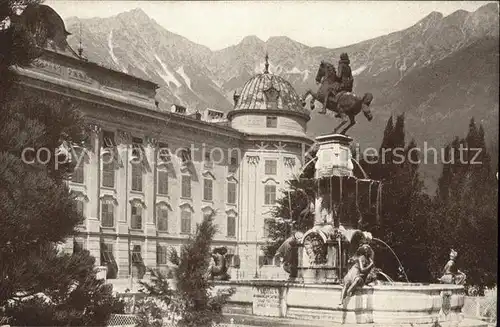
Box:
46 1 495 50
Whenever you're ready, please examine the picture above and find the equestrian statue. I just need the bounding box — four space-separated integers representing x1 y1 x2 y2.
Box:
301 53 374 135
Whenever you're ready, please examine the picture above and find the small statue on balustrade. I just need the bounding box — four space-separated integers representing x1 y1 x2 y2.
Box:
206 247 230 281
438 249 466 285
339 243 375 306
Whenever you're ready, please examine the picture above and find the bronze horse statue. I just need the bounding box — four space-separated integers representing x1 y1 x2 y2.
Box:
301 61 374 135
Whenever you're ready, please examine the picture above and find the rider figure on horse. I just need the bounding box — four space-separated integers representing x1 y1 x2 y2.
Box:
336 52 354 93
318 53 354 115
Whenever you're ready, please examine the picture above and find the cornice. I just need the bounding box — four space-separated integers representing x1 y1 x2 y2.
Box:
243 133 314 146
15 70 244 142
227 108 311 122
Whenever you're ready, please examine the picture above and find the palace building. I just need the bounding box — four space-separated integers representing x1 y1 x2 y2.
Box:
13 5 314 282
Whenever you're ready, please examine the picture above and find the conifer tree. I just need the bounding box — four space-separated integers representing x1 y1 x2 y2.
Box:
429 118 497 293
364 114 431 281
137 215 235 327
1 1 123 324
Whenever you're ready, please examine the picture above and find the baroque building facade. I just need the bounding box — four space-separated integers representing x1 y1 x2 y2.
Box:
14 5 314 283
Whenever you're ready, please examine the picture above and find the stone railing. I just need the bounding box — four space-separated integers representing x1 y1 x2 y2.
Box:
106 314 137 327
463 295 497 324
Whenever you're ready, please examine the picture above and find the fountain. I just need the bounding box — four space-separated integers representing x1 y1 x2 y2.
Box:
215 134 484 326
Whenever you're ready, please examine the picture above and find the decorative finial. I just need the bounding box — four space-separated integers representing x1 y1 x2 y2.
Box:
77 21 83 58
264 52 269 74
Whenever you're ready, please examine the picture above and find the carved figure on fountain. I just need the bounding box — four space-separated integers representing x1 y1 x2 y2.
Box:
274 232 304 278
438 249 466 285
339 243 375 305
206 247 230 281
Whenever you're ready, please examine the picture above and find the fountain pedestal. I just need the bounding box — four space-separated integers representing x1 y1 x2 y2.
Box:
297 134 364 283
215 134 480 325
314 134 353 179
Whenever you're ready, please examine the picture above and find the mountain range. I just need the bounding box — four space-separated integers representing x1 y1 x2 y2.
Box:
63 3 499 191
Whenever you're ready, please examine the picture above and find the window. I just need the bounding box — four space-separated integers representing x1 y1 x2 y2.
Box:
102 153 115 188
132 137 143 160
264 185 276 205
102 131 116 148
227 216 236 237
131 245 143 264
72 161 84 184
158 142 170 164
203 179 213 201
157 245 168 265
100 243 114 264
100 242 117 279
180 148 191 164
229 155 238 173
227 182 237 204
181 210 191 234
131 163 142 191
181 175 191 198
266 116 277 128
131 204 142 230
157 169 168 195
204 151 213 168
265 160 277 175
157 207 168 232
131 245 145 279
75 199 84 216
101 201 114 227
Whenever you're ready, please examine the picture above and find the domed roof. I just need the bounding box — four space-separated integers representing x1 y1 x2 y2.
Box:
227 71 309 120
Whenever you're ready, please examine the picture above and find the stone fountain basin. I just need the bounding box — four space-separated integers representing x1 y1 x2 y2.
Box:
214 280 466 325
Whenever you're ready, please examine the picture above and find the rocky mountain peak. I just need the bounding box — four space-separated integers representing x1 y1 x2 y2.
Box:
415 11 444 28
239 35 264 46
117 8 150 21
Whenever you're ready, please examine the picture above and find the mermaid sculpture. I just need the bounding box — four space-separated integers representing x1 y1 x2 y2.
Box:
339 243 375 306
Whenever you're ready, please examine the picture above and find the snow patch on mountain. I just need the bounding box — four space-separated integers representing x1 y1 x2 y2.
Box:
303 70 310 82
108 30 127 73
154 54 181 87
352 65 367 76
176 66 192 90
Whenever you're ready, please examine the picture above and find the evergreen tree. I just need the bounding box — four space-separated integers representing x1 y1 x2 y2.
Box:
364 114 431 281
429 118 497 293
4 247 124 326
1 1 122 323
136 215 235 327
